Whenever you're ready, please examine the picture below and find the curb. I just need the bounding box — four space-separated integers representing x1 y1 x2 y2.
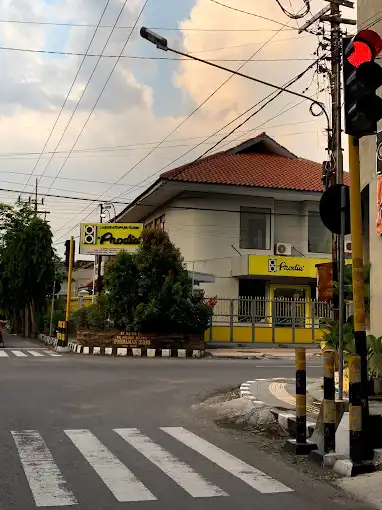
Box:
240 378 316 438
68 342 204 358
38 334 58 348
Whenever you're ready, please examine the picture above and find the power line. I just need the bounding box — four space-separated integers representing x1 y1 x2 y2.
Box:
111 60 320 202
36 0 130 191
42 0 150 200
0 45 317 62
208 0 299 29
194 61 320 161
21 0 113 194
0 19 297 32
0 119 316 158
50 9 303 240
275 0 310 19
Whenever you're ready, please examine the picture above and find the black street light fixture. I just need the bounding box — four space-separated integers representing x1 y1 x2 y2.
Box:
140 26 330 127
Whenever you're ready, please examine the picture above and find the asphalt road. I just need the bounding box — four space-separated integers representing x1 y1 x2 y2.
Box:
0 343 370 510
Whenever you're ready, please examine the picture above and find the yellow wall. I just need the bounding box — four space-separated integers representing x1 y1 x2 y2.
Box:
69 296 93 313
205 325 323 344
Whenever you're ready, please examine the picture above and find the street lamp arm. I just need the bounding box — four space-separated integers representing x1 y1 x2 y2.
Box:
169 47 329 125
140 26 330 127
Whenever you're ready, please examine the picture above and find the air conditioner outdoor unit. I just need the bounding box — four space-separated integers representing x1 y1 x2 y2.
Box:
275 243 292 256
345 241 352 254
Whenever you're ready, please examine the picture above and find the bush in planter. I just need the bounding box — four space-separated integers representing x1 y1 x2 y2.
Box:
71 297 109 331
104 229 213 337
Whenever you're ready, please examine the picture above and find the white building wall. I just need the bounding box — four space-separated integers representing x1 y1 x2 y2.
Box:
358 0 382 335
151 192 330 297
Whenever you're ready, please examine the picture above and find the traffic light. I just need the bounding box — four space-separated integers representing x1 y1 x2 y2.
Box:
343 29 382 139
64 239 75 269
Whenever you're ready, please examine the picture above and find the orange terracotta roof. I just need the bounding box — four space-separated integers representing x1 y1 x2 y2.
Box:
161 149 349 192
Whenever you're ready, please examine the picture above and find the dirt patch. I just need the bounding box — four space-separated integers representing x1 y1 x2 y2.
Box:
195 387 340 484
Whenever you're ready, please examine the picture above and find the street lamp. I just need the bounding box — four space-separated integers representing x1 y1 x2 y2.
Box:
103 202 117 222
139 27 329 127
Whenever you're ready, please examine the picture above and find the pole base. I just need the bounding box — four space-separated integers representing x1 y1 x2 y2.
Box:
333 458 376 477
284 438 317 455
55 345 69 353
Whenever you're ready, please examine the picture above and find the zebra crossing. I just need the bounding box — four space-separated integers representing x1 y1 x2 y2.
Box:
0 349 62 358
9 427 293 507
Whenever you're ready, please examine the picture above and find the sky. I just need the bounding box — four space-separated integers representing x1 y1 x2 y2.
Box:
0 0 358 253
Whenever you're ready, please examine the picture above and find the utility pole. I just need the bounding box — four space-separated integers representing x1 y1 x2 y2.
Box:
299 0 355 400
97 203 104 296
19 179 50 218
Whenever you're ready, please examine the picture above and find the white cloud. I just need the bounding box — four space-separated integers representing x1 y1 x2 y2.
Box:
0 0 358 247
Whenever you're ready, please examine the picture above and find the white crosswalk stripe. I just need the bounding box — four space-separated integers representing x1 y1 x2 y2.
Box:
115 428 227 498
10 428 293 507
65 429 156 502
11 350 27 357
0 349 62 358
12 430 77 507
161 427 293 494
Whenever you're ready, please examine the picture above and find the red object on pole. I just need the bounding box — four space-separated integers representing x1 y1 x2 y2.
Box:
346 29 382 68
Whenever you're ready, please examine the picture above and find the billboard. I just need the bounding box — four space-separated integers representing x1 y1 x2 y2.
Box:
79 223 143 255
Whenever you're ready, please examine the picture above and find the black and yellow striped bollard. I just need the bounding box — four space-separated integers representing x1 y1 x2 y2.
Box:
57 321 68 349
324 351 336 453
284 348 316 454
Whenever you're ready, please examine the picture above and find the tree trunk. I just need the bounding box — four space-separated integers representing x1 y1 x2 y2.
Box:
30 300 37 338
25 305 30 338
21 308 26 337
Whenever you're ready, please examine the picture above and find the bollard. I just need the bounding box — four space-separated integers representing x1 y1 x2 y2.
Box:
284 348 316 454
324 351 336 453
56 320 68 350
349 355 363 465
295 348 307 444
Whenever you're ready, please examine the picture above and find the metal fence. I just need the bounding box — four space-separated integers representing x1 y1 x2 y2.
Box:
204 296 350 344
209 296 334 328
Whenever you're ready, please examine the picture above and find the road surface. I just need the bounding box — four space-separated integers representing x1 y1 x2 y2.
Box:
0 346 370 510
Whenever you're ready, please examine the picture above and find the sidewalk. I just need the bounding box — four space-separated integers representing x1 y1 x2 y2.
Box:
208 347 321 359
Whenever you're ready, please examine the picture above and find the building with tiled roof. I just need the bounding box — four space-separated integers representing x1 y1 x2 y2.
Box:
116 133 347 318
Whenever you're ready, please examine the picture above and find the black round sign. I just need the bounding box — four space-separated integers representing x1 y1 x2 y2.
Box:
319 184 351 235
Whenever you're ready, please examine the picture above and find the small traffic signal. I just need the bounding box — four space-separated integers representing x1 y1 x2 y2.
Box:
343 30 382 139
64 239 75 269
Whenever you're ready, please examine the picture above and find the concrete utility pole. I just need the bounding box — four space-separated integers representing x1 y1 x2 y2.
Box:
299 0 355 400
97 203 104 296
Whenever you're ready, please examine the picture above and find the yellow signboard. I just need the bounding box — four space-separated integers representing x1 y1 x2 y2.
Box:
248 255 331 278
80 223 143 255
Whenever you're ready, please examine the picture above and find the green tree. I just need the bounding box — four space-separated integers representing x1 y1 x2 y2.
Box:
103 251 138 330
103 228 213 335
0 205 56 336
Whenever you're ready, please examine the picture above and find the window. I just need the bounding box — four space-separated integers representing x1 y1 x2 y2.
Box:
145 214 165 230
308 211 331 253
240 207 271 250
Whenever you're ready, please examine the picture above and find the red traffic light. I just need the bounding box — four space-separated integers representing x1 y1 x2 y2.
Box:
346 29 382 68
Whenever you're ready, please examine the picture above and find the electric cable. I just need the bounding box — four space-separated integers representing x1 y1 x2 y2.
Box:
20 0 112 193
36 0 131 191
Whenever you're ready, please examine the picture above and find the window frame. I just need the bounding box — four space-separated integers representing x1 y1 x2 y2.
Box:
239 206 271 250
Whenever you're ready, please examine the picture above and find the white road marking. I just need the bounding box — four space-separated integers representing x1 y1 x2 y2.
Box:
115 428 227 498
0 350 9 357
44 351 62 357
161 427 293 494
27 351 44 357
12 350 27 357
12 430 77 507
64 429 155 502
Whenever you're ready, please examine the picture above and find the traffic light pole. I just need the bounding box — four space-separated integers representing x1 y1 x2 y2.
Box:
348 135 370 452
97 204 103 296
329 0 345 400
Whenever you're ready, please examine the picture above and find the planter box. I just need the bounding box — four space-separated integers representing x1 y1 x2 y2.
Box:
76 329 119 346
76 329 205 350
